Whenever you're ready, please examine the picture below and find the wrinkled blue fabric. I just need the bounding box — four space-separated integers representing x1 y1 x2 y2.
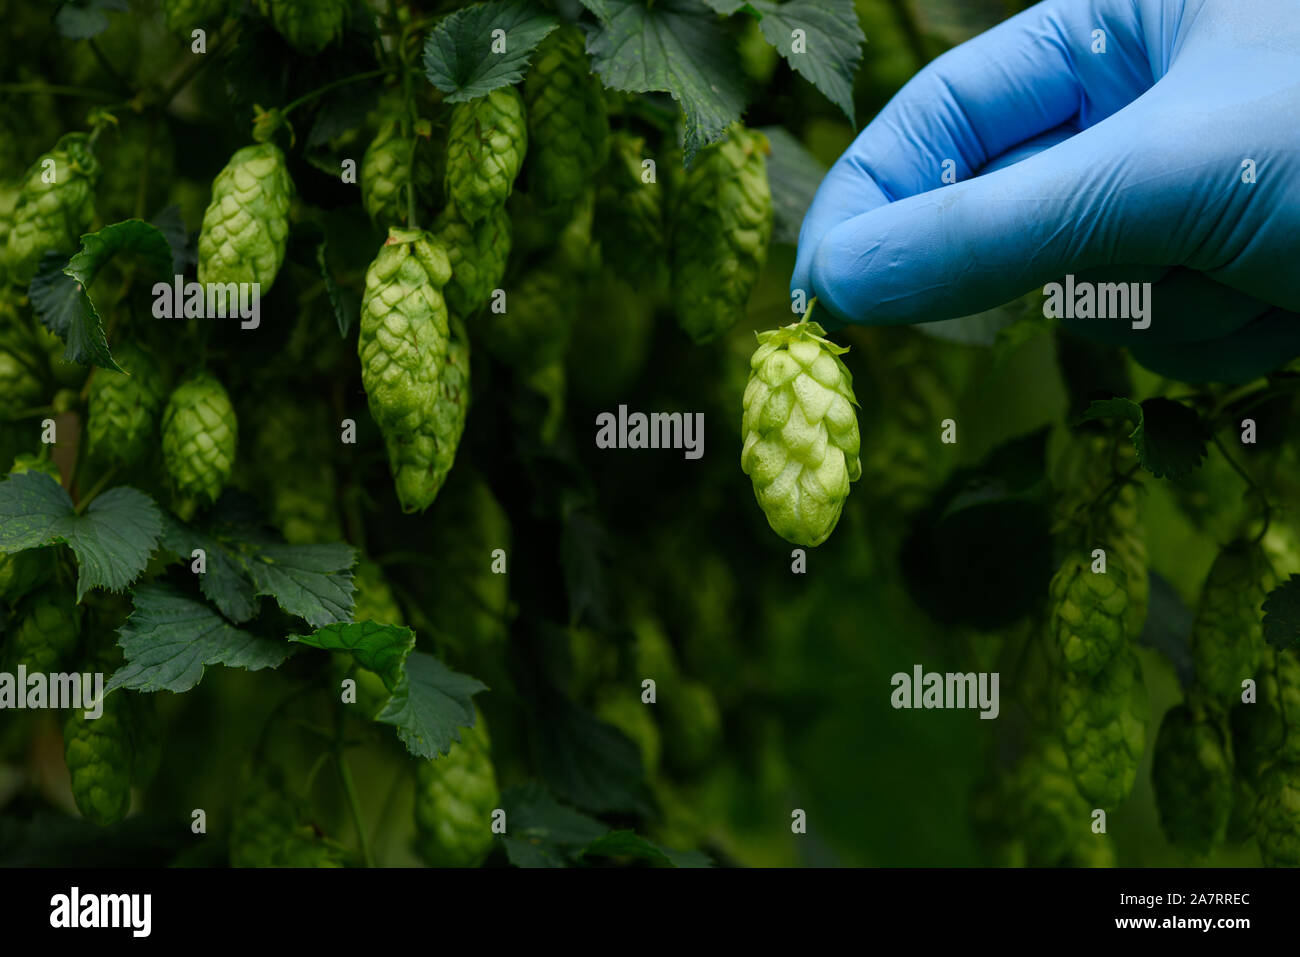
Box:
793 0 1300 382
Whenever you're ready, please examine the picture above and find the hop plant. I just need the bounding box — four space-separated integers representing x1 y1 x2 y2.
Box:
1048 551 1130 676
244 397 342 544
361 118 436 231
161 372 238 516
163 0 230 37
5 132 100 285
523 25 609 212
0 349 43 418
1190 541 1276 709
740 317 862 547
1057 647 1148 809
433 202 511 318
231 765 348 867
0 585 80 675
197 143 292 292
1256 762 1300 866
86 341 165 468
255 0 348 55
413 710 499 867
567 273 654 405
1006 738 1095 866
483 264 571 372
595 690 661 775
1151 703 1234 856
670 125 772 343
595 133 665 285
444 86 527 225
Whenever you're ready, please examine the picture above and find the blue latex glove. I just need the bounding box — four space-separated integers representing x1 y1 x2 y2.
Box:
792 0 1300 383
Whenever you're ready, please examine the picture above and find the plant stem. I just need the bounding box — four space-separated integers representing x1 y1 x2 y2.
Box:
281 68 390 119
1210 431 1271 542
0 82 118 100
74 467 118 514
335 710 374 867
89 38 133 94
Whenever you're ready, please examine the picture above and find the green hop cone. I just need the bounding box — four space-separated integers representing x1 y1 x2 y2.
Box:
1057 647 1148 809
164 0 230 37
594 133 665 285
385 319 468 512
256 0 348 55
484 265 571 372
357 228 451 437
230 764 347 867
413 709 500 867
740 317 862 547
361 118 436 231
86 341 165 468
595 690 661 776
197 143 292 292
433 203 511 318
523 25 609 212
444 86 527 225
161 372 238 515
5 133 100 286
0 585 80 676
1190 541 1277 709
1256 762 1300 866
1049 551 1130 676
1151 703 1234 856
670 125 772 343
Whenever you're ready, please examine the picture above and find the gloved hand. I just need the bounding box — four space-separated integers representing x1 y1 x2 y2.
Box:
793 0 1300 383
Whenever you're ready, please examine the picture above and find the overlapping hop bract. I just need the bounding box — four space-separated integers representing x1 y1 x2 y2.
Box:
741 315 862 547
444 86 526 225
5 132 100 285
197 142 292 291
413 710 499 867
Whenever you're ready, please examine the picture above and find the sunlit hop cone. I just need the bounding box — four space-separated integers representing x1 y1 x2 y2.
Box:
740 310 861 547
524 24 609 212
433 202 511 318
1151 703 1234 856
671 124 772 343
197 143 292 291
444 86 527 225
5 132 100 285
86 341 165 467
413 709 500 867
161 372 238 515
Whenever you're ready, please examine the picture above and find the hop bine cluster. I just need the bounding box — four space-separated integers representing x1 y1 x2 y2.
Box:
161 372 238 516
671 125 772 343
5 132 100 285
197 143 292 292
444 86 527 225
413 710 499 867
740 316 861 547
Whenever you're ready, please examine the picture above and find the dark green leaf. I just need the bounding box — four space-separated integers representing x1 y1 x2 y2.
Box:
1138 571 1196 687
316 242 354 338
376 651 488 759
750 0 864 122
533 692 652 815
1079 396 1207 479
159 514 259 624
241 543 355 628
422 0 559 103
54 0 127 39
289 621 416 691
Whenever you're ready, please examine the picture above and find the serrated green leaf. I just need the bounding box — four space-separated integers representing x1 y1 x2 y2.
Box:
107 584 293 693
150 205 194 276
241 543 355 628
375 651 488 759
0 471 162 601
289 620 415 691
758 125 827 246
499 781 608 850
586 0 747 163
422 0 559 103
750 0 863 123
580 830 677 866
316 242 353 338
1078 396 1206 479
159 514 259 624
1263 576 1300 651
1077 396 1143 431
534 691 652 815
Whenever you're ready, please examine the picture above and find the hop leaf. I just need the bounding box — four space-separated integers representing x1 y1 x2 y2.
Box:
740 318 861 547
5 132 100 285
444 86 527 225
161 372 238 515
197 143 293 292
1057 647 1148 809
413 708 500 867
671 125 772 343
1151 703 1234 856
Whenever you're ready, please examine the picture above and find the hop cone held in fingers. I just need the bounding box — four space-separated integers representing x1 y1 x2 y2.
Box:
87 341 165 467
1151 703 1234 856
671 125 772 343
161 372 238 510
444 86 526 225
524 24 609 211
6 132 100 285
413 711 499 867
197 143 292 291
433 203 511 318
741 318 861 547
357 228 451 437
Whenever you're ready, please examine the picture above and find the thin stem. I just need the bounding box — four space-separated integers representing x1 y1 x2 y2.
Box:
74 467 118 514
0 82 118 101
89 38 132 94
335 709 374 867
281 68 390 119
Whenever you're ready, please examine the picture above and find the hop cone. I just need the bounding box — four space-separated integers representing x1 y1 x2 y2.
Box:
671 125 772 343
1190 541 1276 709
484 265 571 372
197 143 292 291
595 133 665 285
86 341 165 467
444 86 527 224
523 24 609 211
164 0 230 36
433 202 511 318
5 133 100 285
386 320 469 513
1006 738 1094 866
256 0 348 55
1057 647 1148 809
161 372 238 513
361 118 436 231
1256 762 1300 866
231 765 347 867
1151 703 1234 856
0 348 43 417
1049 551 1130 676
0 585 80 675
413 710 499 867
357 228 451 437
740 318 861 547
